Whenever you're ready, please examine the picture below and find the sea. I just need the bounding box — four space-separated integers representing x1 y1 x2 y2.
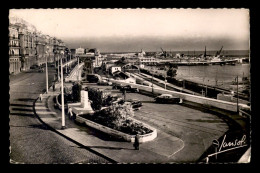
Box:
175 64 250 86
102 49 250 89
102 50 249 57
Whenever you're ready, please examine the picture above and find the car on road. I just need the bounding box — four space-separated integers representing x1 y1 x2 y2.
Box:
118 99 142 110
97 79 112 86
112 83 123 89
49 63 55 67
87 74 101 83
155 94 181 104
38 67 44 73
143 81 152 87
120 85 139 93
107 95 123 106
30 64 39 69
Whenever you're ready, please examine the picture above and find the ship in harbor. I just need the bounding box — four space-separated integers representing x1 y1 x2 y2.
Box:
157 46 248 66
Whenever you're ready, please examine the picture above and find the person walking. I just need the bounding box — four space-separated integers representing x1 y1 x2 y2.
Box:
122 88 126 101
68 107 73 119
133 133 140 150
52 82 56 92
39 93 42 102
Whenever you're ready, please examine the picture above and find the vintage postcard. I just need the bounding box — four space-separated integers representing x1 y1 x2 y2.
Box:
9 9 250 164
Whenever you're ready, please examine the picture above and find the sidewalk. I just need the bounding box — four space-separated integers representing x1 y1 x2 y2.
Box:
34 82 184 163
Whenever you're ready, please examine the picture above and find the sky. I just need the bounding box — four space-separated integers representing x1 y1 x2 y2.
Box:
9 9 250 52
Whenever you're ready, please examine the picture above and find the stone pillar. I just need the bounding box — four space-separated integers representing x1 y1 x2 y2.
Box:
80 90 91 109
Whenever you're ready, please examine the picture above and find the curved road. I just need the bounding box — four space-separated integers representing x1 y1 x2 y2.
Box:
9 67 110 164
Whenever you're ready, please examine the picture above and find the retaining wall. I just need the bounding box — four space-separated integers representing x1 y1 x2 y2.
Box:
75 115 157 143
110 79 250 112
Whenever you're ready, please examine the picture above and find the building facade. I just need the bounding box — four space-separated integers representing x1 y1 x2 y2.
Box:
9 17 67 75
17 23 37 71
9 24 21 74
138 56 159 65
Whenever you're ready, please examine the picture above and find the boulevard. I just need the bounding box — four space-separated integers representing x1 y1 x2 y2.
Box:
9 67 109 164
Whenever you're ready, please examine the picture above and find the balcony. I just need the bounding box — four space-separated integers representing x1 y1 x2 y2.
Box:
9 44 20 48
9 55 20 58
9 36 19 40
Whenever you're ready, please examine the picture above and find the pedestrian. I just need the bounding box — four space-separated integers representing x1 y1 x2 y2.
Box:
52 83 55 91
39 93 42 102
122 88 126 101
133 133 140 150
68 107 73 119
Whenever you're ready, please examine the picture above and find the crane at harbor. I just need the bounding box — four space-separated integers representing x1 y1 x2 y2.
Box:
156 47 172 58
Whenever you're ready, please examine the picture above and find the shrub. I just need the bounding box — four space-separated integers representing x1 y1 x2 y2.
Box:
81 104 152 135
72 82 82 102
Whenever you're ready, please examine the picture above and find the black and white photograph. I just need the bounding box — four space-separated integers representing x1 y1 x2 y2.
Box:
8 8 251 164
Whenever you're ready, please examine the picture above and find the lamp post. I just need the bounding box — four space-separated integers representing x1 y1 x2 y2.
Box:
60 51 65 129
45 49 49 94
164 66 167 89
151 67 154 94
57 51 60 82
236 76 239 113
77 56 80 82
66 53 68 74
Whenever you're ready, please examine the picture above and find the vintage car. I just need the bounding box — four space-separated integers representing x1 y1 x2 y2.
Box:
97 79 112 86
118 99 142 110
38 67 44 73
87 74 101 83
112 83 123 89
30 64 39 69
120 85 139 93
155 94 181 104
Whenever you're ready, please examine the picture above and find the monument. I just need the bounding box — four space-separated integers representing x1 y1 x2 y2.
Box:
68 90 94 115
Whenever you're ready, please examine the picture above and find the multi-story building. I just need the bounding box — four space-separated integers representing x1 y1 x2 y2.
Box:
9 17 67 75
35 33 47 66
9 23 21 74
75 47 85 55
18 23 37 70
138 56 159 65
45 35 55 63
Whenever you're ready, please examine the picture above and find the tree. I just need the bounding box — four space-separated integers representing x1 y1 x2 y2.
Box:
88 88 103 110
167 67 177 78
71 82 82 102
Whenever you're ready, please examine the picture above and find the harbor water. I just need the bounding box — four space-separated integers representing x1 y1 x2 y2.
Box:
145 63 250 93
175 64 250 87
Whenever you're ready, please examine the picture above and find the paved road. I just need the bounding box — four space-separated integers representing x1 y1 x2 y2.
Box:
85 84 230 162
9 68 109 164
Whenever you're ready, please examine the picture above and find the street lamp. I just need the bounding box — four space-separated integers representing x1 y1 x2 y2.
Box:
151 67 154 94
164 66 167 90
45 48 49 94
77 56 80 82
236 76 239 113
60 51 66 129
57 50 60 82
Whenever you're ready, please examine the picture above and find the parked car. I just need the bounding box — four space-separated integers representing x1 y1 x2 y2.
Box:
143 81 152 87
108 95 123 106
38 67 44 73
119 99 142 110
120 85 139 93
50 63 55 67
155 94 181 104
87 74 101 83
112 83 123 89
97 79 112 86
30 64 39 69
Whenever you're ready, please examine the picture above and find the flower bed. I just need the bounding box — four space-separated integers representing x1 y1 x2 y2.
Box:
79 105 153 135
